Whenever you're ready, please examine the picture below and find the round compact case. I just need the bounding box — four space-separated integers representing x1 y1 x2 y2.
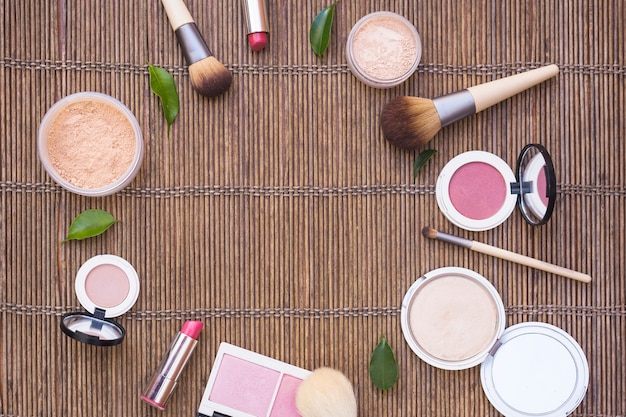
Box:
401 267 589 417
436 144 556 231
61 254 140 346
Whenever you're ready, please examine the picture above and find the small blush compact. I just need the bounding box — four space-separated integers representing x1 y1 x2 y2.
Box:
61 254 140 346
196 342 311 417
436 144 556 231
401 267 589 416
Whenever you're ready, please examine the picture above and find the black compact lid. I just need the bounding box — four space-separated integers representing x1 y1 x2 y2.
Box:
60 308 126 347
514 144 557 226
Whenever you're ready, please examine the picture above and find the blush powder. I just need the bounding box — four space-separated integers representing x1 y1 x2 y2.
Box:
448 161 507 220
407 274 499 362
84 263 131 308
346 11 422 88
47 100 136 189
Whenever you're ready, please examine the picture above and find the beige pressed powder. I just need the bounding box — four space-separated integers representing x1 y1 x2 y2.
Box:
38 92 144 197
401 267 506 370
346 12 422 88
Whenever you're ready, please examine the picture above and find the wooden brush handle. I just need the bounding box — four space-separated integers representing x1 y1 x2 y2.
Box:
471 241 591 283
466 64 559 112
161 0 195 31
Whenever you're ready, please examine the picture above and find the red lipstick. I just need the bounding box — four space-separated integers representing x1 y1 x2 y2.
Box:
242 0 269 51
141 320 203 410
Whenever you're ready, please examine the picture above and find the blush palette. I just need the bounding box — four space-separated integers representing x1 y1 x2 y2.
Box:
196 343 311 417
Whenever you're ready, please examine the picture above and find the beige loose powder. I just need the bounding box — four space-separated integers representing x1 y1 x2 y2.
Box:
47 100 136 189
351 15 419 80
408 274 499 361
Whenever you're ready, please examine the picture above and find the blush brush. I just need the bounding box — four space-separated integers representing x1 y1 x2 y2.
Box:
422 227 591 283
161 0 232 97
380 64 559 149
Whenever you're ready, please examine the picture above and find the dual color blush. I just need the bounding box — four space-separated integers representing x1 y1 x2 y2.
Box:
197 343 310 417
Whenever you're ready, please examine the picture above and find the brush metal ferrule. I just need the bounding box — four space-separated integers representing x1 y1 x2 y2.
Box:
242 0 269 34
435 231 473 249
432 90 476 127
175 22 212 65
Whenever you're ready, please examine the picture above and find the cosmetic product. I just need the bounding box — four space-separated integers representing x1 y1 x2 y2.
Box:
422 227 591 282
38 92 144 197
60 254 140 346
142 321 204 410
346 11 422 88
435 144 556 231
196 342 311 417
380 64 559 149
242 0 269 51
161 0 232 97
401 267 589 416
295 368 357 417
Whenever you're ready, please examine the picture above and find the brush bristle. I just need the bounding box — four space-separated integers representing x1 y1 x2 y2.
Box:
296 368 357 417
421 226 438 239
188 56 233 98
380 96 442 150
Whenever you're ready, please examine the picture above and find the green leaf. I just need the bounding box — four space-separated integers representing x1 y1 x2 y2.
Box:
369 334 399 394
62 209 119 243
413 149 437 179
148 63 179 138
310 2 337 56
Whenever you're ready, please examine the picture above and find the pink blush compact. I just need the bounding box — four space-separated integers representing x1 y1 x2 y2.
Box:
197 343 311 417
437 151 518 231
436 146 557 231
60 254 140 346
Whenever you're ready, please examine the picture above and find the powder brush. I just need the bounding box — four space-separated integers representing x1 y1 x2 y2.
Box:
161 0 232 97
380 64 559 150
296 368 358 417
422 227 591 283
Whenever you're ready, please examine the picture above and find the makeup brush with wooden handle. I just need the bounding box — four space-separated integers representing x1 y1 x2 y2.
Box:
296 368 358 417
161 0 232 97
380 64 559 150
422 227 591 283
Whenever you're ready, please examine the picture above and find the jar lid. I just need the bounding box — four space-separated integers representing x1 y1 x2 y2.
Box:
480 322 589 417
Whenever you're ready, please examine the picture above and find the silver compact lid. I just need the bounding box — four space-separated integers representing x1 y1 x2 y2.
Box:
480 322 589 417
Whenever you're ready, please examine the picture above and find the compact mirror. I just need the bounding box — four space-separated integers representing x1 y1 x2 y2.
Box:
515 144 557 226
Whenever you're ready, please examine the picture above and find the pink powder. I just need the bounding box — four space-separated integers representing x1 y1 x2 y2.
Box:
84 264 130 308
270 375 303 417
209 354 281 416
449 162 507 220
536 166 548 205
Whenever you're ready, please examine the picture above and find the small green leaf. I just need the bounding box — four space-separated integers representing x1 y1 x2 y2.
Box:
310 2 337 56
369 334 399 394
62 209 118 243
413 149 437 179
148 63 179 138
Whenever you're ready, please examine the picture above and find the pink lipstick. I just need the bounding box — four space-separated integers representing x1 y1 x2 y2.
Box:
242 0 269 51
141 320 203 410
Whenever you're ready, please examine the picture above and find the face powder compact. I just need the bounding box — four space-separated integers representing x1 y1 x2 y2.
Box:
435 144 557 231
61 254 140 346
345 11 422 88
401 267 589 416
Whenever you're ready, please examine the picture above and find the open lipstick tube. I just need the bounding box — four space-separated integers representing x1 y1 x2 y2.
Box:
141 320 203 410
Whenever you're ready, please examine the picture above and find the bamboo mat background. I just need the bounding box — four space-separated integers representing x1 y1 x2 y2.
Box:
1 1 625 416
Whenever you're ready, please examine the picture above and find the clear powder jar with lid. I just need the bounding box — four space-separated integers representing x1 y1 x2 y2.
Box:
346 11 422 88
38 92 144 197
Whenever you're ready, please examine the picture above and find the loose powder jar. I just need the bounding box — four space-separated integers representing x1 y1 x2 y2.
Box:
38 92 144 197
346 11 422 88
